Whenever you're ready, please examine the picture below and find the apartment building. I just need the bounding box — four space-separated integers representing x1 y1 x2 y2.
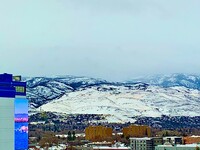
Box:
130 137 153 150
123 125 151 138
85 126 112 142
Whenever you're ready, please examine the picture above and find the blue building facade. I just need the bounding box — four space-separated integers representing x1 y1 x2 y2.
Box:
0 73 28 150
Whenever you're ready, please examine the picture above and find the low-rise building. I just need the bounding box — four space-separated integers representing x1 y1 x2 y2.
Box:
93 146 130 150
184 136 200 144
130 137 153 150
152 137 163 149
87 142 112 147
155 144 200 150
163 137 183 145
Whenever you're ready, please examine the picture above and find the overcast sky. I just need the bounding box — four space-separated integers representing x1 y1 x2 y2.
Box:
0 0 200 81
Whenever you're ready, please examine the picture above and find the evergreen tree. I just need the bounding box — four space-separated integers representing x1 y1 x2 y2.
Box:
67 131 72 141
72 131 76 140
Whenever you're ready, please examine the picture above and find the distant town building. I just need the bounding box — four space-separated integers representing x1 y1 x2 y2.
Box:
123 125 151 138
152 137 164 148
163 137 183 145
87 141 112 147
93 146 130 150
85 126 112 142
130 137 186 150
184 136 200 144
155 144 200 150
130 137 153 150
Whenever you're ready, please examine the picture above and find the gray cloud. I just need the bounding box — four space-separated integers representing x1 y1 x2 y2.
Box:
0 0 200 81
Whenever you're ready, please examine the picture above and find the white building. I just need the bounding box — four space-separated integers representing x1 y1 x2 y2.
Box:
163 136 183 145
0 74 15 150
155 144 200 150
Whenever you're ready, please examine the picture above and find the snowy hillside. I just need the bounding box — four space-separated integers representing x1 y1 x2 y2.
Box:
38 83 200 123
25 74 200 123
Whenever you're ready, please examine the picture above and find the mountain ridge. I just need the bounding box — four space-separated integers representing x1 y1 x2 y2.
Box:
127 73 200 90
26 73 200 123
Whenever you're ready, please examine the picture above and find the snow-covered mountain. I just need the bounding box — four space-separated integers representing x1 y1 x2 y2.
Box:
127 73 200 90
26 74 200 123
24 76 109 108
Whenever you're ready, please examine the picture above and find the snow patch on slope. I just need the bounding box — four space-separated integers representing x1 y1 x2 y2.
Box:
39 85 200 123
